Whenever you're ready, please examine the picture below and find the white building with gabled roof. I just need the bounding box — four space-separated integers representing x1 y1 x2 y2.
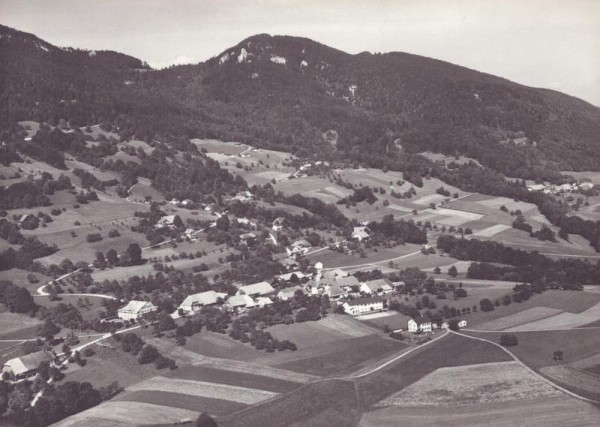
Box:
117 300 157 321
179 290 225 313
236 281 275 297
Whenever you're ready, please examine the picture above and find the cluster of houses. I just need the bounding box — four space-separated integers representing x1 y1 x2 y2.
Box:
527 182 594 195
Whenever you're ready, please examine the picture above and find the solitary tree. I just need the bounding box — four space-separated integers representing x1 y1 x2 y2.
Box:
500 334 519 347
448 265 458 277
127 243 142 265
196 412 218 427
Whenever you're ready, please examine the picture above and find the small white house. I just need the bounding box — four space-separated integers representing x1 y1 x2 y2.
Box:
278 271 306 282
286 239 311 256
343 296 385 316
278 286 304 301
117 300 157 321
579 182 594 191
352 226 370 242
155 215 178 229
408 316 433 334
360 278 393 295
527 184 545 192
458 319 467 328
272 217 286 231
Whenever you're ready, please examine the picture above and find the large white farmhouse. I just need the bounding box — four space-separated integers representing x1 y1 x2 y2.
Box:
117 300 157 321
343 296 385 316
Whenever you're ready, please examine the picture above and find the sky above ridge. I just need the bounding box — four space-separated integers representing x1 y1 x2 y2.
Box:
1 0 599 105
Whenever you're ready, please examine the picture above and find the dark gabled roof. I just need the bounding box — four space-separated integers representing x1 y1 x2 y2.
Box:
345 296 385 306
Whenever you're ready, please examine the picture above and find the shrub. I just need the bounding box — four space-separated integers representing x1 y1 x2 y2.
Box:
500 334 519 347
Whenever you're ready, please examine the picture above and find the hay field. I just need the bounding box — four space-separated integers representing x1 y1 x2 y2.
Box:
126 376 278 404
377 361 560 407
360 396 600 427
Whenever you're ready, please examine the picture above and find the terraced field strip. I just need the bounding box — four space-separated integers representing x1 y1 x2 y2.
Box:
473 307 564 331
474 224 511 237
115 390 248 415
360 396 600 427
540 366 600 395
412 193 446 206
377 361 561 407
476 196 537 212
505 302 600 331
165 346 319 383
127 376 278 405
53 401 199 426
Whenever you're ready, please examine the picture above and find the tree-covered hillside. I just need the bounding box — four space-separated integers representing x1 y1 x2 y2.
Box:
1 26 600 179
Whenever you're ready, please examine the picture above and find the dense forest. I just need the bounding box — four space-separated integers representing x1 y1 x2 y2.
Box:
437 235 600 287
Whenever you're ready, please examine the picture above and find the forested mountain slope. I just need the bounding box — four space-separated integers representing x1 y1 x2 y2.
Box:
1 26 600 179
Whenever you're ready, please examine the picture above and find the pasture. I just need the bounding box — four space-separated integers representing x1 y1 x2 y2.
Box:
0 312 40 337
376 361 560 407
53 401 199 427
540 365 600 400
270 334 407 377
63 343 157 389
166 366 300 393
465 328 600 369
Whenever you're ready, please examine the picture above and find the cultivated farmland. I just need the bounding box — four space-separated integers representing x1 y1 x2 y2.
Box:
376 361 560 407
359 396 600 427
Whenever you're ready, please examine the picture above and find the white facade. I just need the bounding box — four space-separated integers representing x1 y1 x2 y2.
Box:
408 318 432 333
343 298 384 316
117 300 157 321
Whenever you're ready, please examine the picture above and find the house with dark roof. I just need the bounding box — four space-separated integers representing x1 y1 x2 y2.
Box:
342 296 385 316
